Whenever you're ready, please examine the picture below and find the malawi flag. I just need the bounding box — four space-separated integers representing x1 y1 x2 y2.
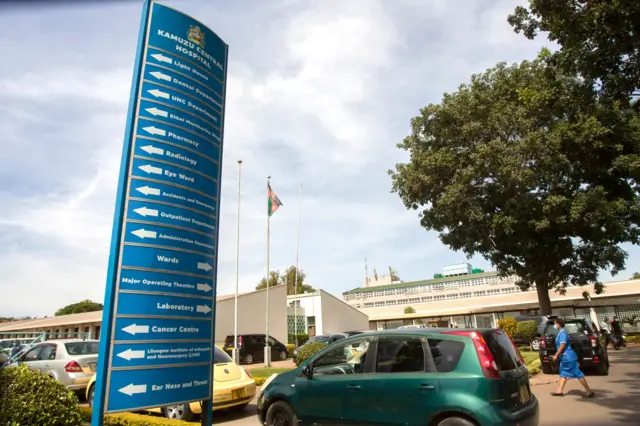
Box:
268 183 283 217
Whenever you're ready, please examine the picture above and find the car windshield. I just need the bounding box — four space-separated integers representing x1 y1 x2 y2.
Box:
545 320 586 336
214 346 233 364
64 341 99 355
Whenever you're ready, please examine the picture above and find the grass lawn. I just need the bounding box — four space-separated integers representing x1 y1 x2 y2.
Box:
250 367 293 379
521 351 539 366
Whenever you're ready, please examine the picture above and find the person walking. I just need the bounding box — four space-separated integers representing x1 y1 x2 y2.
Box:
551 318 595 398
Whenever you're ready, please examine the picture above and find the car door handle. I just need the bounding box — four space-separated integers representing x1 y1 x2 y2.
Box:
44 363 51 367
418 384 435 391
347 384 361 390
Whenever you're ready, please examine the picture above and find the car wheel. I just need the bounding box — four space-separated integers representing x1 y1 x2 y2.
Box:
541 363 554 375
88 385 95 408
244 353 254 364
436 416 476 426
266 401 297 426
596 361 609 376
531 338 541 351
279 350 287 361
164 403 194 421
229 402 250 412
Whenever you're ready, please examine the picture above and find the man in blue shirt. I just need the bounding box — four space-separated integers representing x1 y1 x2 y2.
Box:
551 318 595 398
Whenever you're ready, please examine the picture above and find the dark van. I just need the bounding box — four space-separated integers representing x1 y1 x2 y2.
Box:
223 334 288 365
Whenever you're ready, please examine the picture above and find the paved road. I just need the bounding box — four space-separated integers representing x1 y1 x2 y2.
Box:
209 346 640 425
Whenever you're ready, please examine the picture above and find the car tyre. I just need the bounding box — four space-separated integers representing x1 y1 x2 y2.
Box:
531 338 541 351
279 350 287 361
244 353 254 364
88 385 95 408
436 416 476 426
596 361 609 376
541 363 554 375
164 403 194 421
266 401 297 426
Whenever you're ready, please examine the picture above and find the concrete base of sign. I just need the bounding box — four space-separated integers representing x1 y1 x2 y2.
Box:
264 347 271 367
232 348 240 364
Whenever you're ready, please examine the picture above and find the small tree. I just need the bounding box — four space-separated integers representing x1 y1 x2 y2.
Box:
295 342 328 366
517 320 539 350
415 319 424 325
632 272 640 280
497 317 519 338
55 300 103 316
404 306 416 314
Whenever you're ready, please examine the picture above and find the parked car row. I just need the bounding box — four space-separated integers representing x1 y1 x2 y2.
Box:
222 334 289 365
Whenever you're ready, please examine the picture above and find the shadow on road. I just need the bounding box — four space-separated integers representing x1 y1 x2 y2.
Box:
213 402 257 423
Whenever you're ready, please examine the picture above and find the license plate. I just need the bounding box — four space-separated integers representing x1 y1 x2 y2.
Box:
519 383 531 404
232 388 245 400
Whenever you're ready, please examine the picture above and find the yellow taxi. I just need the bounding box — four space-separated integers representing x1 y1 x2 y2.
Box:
86 346 256 421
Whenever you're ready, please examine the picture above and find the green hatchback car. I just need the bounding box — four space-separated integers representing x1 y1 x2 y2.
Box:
257 328 539 426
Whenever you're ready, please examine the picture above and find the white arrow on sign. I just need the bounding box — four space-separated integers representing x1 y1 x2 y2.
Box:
197 304 212 314
148 89 170 99
197 283 212 293
136 186 161 196
142 126 166 136
133 206 158 217
197 262 212 272
117 349 146 361
140 145 165 156
151 53 172 64
119 383 148 396
122 324 149 336
145 107 168 118
139 164 162 175
132 228 157 239
150 71 171 82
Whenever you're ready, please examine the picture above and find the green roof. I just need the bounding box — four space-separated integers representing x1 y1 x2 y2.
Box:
343 271 499 295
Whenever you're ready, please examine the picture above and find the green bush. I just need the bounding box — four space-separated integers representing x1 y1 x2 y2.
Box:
0 364 82 426
517 320 538 346
295 341 327 366
288 333 310 346
626 335 640 344
497 317 518 338
80 406 198 425
286 344 295 355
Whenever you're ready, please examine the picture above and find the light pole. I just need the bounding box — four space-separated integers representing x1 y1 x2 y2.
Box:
232 160 242 364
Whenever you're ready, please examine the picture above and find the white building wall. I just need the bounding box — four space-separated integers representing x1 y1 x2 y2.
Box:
320 290 369 334
213 285 288 346
296 293 324 335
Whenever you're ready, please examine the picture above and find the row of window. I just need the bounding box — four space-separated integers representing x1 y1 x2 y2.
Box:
359 286 523 308
344 275 517 300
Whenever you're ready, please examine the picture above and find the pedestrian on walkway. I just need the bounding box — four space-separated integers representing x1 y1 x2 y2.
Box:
551 318 595 398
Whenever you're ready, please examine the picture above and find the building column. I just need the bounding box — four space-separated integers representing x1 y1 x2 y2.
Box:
492 313 497 328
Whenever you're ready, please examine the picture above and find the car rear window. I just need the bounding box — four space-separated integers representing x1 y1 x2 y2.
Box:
481 331 523 371
428 339 464 373
65 341 99 355
214 346 233 364
544 321 586 336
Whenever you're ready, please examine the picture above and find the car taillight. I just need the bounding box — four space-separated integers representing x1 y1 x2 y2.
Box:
243 368 252 378
590 336 597 348
540 338 546 348
443 331 500 379
238 336 243 348
64 360 83 373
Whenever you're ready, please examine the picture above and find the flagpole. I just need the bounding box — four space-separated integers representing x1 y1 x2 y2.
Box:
293 183 302 349
265 176 271 367
232 160 242 364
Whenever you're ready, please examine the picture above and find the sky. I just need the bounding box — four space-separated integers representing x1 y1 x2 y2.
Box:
1 0 638 317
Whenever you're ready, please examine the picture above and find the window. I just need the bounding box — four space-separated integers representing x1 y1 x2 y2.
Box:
375 337 425 373
428 339 464 373
213 346 233 364
482 330 523 371
39 345 57 361
23 346 44 362
312 338 370 376
65 341 99 355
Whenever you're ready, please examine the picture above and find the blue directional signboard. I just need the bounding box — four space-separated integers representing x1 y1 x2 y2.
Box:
92 1 227 424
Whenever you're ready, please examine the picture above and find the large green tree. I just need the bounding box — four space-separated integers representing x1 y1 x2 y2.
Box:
508 0 640 101
390 53 640 315
256 265 314 296
55 300 103 316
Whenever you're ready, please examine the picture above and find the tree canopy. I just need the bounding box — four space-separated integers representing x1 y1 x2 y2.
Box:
508 0 640 101
390 52 640 314
404 306 416 314
55 300 103 316
256 265 314 296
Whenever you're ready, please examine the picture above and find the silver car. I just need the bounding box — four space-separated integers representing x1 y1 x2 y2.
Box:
8 339 99 391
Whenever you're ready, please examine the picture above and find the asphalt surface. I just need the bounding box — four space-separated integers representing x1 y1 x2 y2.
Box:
211 346 640 426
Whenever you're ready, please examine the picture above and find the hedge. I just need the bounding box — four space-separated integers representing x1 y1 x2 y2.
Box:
80 407 197 425
288 334 310 346
286 344 295 355
295 342 327 366
497 317 518 338
0 364 83 426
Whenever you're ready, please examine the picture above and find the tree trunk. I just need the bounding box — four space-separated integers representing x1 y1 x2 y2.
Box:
536 281 552 315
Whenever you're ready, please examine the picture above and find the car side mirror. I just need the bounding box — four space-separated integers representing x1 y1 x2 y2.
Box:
302 365 313 379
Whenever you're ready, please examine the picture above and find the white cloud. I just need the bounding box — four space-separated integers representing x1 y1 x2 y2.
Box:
0 0 634 317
